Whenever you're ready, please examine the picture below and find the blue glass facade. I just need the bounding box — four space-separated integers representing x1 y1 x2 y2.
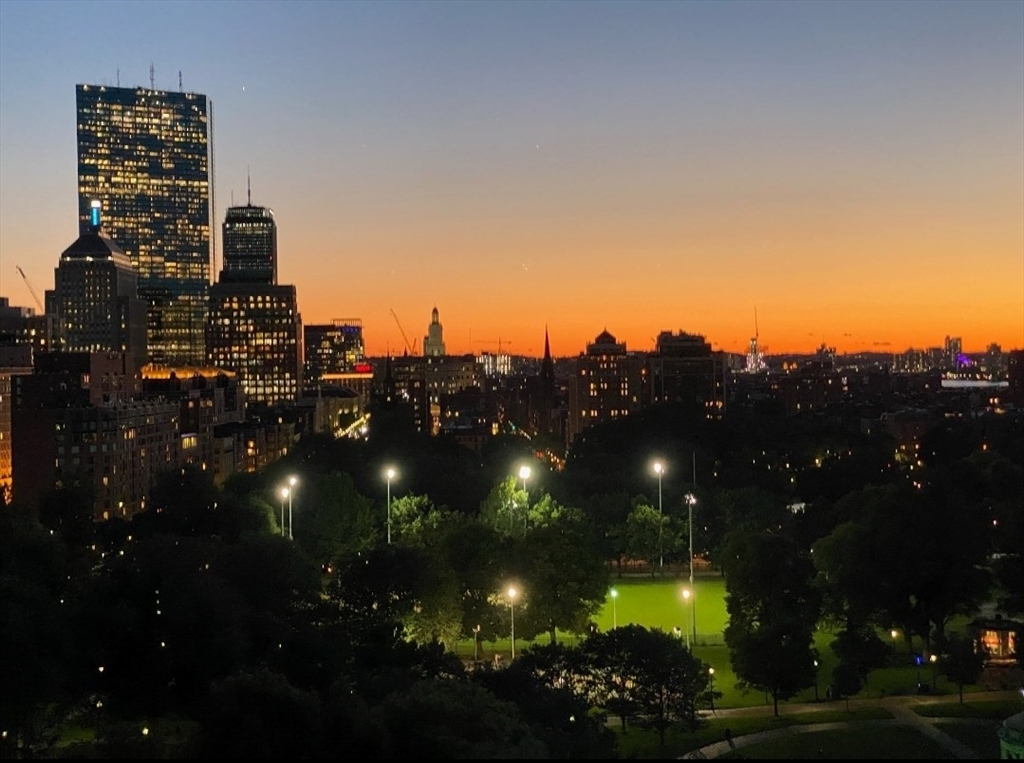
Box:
76 84 212 366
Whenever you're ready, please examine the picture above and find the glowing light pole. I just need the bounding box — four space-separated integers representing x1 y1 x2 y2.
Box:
891 629 899 659
508 586 518 660
610 588 618 629
652 461 665 573
709 667 716 711
385 467 396 544
686 493 697 643
279 487 289 538
681 588 692 649
518 465 531 532
287 475 297 540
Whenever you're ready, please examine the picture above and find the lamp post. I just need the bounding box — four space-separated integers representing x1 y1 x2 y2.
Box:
610 588 618 630
652 461 664 573
685 493 697 644
708 667 715 711
518 465 531 533
279 487 289 538
385 467 396 545
929 653 938 689
891 629 899 659
473 624 481 663
287 475 297 540
681 588 691 649
813 659 819 701
508 586 518 660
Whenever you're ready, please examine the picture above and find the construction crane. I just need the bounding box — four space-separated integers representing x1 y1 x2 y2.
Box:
389 308 418 355
477 338 513 354
16 266 45 314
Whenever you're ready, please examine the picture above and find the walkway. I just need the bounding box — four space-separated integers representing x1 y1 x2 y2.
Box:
680 690 1019 760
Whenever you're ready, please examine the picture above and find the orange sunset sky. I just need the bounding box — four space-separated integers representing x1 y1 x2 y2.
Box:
1 1 1021 358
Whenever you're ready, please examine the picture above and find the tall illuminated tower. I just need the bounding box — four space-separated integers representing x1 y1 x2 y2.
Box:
221 179 277 284
76 83 212 366
207 196 301 408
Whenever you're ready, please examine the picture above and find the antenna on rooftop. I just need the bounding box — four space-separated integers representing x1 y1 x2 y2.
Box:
247 166 252 205
116 65 120 87
149 62 155 89
179 70 183 91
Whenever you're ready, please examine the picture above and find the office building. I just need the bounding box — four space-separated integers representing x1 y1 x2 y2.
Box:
76 83 212 365
52 209 147 369
567 330 647 445
207 199 301 407
304 320 365 385
207 283 302 407
221 190 277 284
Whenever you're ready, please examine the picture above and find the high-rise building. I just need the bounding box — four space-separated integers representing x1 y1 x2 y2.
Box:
221 187 277 284
207 199 301 407
52 208 147 369
304 320 365 385
76 83 212 366
567 330 647 445
424 307 446 357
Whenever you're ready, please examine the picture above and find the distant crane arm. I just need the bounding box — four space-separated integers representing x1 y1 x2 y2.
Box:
16 266 45 314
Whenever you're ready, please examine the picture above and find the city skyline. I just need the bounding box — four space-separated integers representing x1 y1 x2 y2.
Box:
1 0 1021 358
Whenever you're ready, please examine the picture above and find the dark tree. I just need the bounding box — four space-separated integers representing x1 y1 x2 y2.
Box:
723 529 821 716
583 625 710 745
939 633 986 704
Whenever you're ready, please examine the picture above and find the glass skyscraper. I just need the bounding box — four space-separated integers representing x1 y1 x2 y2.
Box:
76 84 212 366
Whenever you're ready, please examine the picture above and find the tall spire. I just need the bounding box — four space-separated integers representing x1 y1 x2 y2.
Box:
541 325 554 394
247 165 252 206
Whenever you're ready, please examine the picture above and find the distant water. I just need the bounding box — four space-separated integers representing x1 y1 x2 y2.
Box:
940 380 1009 388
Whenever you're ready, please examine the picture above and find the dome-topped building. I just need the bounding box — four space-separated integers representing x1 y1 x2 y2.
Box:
424 306 446 357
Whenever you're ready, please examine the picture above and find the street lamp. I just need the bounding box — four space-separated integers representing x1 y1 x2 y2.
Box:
508 586 518 660
708 667 715 711
685 493 697 644
518 465 531 532
813 659 819 701
385 467 396 545
891 629 899 658
681 588 691 649
473 624 481 663
287 475 297 540
929 653 938 689
610 588 618 630
652 461 664 573
279 487 289 538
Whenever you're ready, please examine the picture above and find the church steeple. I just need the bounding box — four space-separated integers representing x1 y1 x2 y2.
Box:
541 325 554 395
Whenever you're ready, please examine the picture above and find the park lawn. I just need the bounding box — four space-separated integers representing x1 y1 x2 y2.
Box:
934 720 1001 759
465 578 994 712
614 707 893 759
717 726 956 759
912 699 1024 719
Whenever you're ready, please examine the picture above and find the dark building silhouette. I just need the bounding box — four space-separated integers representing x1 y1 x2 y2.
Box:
52 209 147 369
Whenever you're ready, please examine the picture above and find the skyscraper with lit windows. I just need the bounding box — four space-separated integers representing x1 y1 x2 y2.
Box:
221 188 277 284
76 83 212 366
207 198 301 407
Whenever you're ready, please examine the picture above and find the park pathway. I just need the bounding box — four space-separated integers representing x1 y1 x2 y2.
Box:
679 690 1019 759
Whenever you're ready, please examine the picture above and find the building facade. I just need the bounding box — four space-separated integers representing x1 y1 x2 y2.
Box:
76 83 212 366
52 219 147 369
221 201 277 284
424 306 446 357
304 320 365 386
207 283 302 407
567 330 648 445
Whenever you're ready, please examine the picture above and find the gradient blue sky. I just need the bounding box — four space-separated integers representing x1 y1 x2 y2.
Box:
1 0 1022 356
